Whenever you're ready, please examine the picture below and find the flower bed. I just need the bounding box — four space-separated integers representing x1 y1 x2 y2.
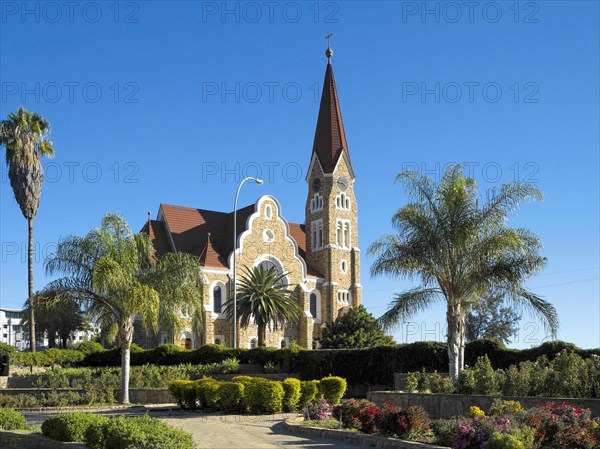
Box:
299 398 600 448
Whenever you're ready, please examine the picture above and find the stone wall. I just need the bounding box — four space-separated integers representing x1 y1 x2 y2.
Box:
0 431 86 449
368 391 600 418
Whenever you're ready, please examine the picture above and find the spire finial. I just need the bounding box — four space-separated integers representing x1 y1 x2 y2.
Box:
325 32 333 62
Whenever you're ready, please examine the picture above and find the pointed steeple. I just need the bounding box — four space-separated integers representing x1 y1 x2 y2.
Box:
311 38 351 174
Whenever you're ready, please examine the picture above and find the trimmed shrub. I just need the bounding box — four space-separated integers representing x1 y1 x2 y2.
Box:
85 414 195 449
196 377 221 409
0 342 16 375
245 379 284 413
218 382 245 411
0 407 27 430
282 378 301 411
299 380 320 406
42 412 108 442
319 376 347 404
168 380 197 409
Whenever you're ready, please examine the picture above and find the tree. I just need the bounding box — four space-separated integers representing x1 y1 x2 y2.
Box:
465 294 521 344
368 165 558 380
321 305 395 349
225 265 302 347
45 214 204 403
22 289 84 348
1 107 54 352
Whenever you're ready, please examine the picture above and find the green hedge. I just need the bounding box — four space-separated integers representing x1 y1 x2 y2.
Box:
0 407 27 430
167 375 338 413
42 412 109 442
85 414 195 449
9 340 599 388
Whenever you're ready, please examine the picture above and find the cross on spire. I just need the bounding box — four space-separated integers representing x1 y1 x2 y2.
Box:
325 32 333 62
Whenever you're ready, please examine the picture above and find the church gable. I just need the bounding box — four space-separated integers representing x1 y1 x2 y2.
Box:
234 196 311 282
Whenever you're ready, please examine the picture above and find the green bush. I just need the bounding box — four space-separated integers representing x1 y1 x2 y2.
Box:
218 382 245 411
42 412 108 442
472 355 498 395
0 407 27 430
0 342 16 374
282 378 301 411
168 380 197 409
85 414 195 449
299 380 320 406
75 341 105 355
196 377 221 409
245 379 284 413
404 372 419 392
319 376 347 404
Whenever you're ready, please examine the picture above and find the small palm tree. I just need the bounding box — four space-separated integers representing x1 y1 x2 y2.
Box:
45 214 204 403
1 107 54 352
369 165 558 380
225 265 302 347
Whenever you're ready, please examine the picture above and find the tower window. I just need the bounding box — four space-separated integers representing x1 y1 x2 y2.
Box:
265 204 272 218
337 290 350 303
336 220 351 249
311 220 323 250
213 285 223 314
309 291 322 322
310 193 323 212
341 260 348 273
263 229 275 242
336 193 351 210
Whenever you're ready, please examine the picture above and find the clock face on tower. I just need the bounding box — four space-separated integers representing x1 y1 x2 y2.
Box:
312 178 322 192
337 176 348 190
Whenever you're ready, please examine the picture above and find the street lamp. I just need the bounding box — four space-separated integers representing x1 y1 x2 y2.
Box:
232 176 263 349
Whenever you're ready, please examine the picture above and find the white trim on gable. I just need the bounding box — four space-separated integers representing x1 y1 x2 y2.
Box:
227 195 310 282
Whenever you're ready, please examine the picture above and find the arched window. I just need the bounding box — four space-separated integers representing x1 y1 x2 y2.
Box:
280 339 287 349
249 338 258 349
309 290 321 322
258 260 278 273
265 204 272 219
213 285 223 314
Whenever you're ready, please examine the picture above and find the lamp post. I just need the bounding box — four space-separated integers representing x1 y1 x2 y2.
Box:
232 176 263 349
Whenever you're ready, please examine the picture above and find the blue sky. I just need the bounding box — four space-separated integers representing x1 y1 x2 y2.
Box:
1 1 598 349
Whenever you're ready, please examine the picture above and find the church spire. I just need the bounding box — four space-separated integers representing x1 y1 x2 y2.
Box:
312 34 351 175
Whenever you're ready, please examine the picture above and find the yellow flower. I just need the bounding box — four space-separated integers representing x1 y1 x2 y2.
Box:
469 406 485 417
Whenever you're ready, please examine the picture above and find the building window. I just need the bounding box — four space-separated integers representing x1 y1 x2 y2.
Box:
311 220 323 250
341 260 348 273
336 220 351 249
265 204 272 219
337 290 350 304
214 335 224 345
335 192 351 210
310 193 323 212
263 229 275 242
213 285 224 314
280 338 288 349
249 338 258 349
309 290 321 322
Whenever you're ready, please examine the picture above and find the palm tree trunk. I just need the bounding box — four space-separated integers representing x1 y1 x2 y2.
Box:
447 305 461 381
28 217 36 352
120 321 134 404
258 324 266 347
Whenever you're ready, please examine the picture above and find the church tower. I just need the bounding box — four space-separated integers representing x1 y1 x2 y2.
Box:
305 39 362 331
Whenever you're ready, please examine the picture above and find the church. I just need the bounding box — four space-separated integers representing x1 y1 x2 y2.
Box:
139 44 361 350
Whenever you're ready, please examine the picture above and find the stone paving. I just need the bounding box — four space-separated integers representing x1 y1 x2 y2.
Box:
161 411 373 449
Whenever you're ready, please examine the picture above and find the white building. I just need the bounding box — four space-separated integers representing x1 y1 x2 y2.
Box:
0 308 27 351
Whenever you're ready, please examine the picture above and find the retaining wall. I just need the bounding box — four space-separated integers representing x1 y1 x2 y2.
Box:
367 391 600 418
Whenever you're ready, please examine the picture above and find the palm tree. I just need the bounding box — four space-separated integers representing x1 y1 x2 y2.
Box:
225 265 302 347
368 165 558 380
45 214 204 403
1 107 54 352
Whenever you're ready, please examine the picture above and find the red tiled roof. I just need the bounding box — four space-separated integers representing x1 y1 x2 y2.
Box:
312 62 351 174
141 220 172 259
143 203 321 279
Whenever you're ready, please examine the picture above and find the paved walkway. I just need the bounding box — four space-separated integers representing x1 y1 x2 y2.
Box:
161 411 373 449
